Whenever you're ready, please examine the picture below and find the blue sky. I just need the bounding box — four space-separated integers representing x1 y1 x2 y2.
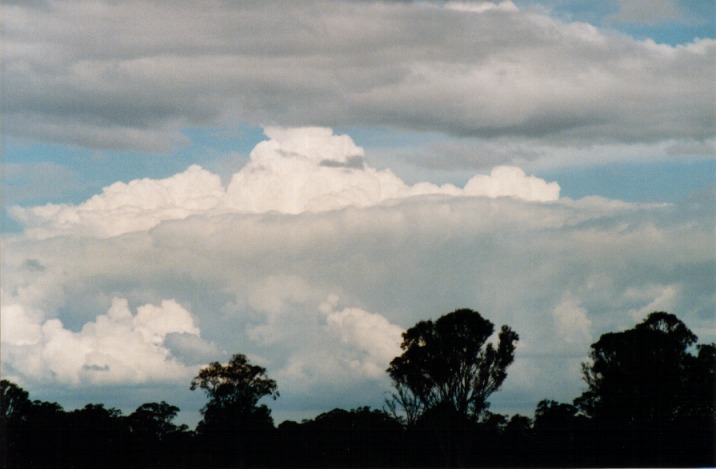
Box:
520 0 715 44
2 0 714 426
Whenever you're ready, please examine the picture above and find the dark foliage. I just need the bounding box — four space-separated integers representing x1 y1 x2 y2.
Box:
276 407 404 467
574 311 716 466
1 382 69 469
532 400 589 466
385 309 519 466
1 380 192 469
190 353 279 467
127 401 194 468
386 309 519 425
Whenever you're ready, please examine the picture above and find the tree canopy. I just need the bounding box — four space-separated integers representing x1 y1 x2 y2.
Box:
127 401 184 440
190 353 279 466
576 311 715 422
386 308 519 424
191 353 279 417
1 380 31 422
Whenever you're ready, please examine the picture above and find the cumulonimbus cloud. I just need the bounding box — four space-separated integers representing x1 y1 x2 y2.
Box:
2 127 714 421
10 127 559 238
2 173 713 418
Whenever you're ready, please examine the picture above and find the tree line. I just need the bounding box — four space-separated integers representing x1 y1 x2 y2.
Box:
1 310 714 467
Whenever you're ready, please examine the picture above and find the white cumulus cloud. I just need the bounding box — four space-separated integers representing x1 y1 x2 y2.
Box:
324 301 404 378
1 296 210 386
552 293 593 345
464 166 559 201
10 127 559 238
10 165 224 239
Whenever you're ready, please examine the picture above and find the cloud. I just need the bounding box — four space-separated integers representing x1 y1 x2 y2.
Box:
0 300 43 346
626 283 678 321
444 1 519 14
3 0 713 151
464 166 559 201
257 296 405 398
2 128 713 420
552 292 592 344
666 140 716 156
10 164 224 238
164 333 222 366
1 296 210 386
323 298 404 378
10 127 559 238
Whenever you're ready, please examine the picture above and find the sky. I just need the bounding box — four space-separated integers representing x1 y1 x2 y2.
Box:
2 0 714 426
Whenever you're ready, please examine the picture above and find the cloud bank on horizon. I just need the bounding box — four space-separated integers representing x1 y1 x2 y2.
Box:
3 126 714 421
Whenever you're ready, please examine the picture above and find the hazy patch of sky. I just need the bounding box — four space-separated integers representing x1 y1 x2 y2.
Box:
542 159 716 203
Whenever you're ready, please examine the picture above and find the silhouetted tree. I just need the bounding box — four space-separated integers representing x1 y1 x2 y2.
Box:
472 411 508 465
64 403 130 468
128 401 182 438
502 414 534 466
685 342 716 417
1 381 74 468
0 380 31 422
1 383 195 469
127 401 192 467
466 411 535 466
387 309 519 423
1 380 31 468
576 311 715 466
533 400 588 466
276 407 404 467
12 400 67 468
190 353 278 467
386 309 518 466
